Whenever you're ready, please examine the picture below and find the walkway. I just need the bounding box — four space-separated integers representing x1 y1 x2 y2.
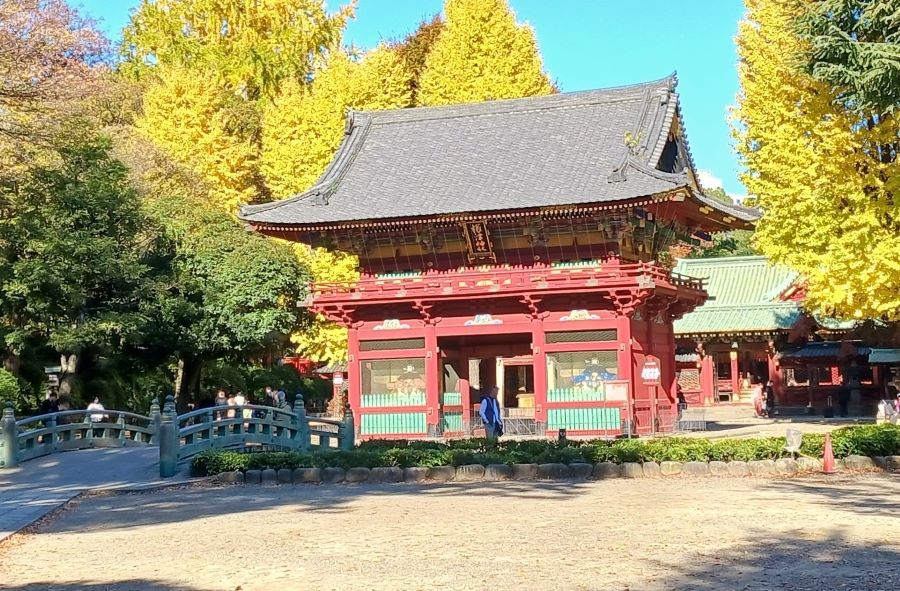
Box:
0 447 188 541
1 474 898 590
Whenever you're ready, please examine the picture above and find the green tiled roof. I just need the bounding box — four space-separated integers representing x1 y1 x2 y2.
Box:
672 256 798 306
673 256 801 336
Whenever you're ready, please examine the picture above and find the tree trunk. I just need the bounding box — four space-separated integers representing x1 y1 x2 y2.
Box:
3 352 21 375
174 354 202 412
58 352 78 410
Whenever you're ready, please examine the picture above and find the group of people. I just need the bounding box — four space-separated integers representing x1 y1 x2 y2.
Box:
752 380 777 418
212 385 289 420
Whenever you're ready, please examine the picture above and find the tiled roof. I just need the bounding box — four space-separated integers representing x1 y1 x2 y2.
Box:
674 303 804 336
673 256 802 336
241 75 757 226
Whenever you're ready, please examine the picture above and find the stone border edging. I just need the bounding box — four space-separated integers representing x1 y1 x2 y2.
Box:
216 454 900 485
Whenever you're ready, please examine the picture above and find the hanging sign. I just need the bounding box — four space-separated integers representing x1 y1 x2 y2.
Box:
462 221 496 263
641 356 661 386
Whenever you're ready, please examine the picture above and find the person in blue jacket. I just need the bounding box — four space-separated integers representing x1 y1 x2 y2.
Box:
479 386 504 440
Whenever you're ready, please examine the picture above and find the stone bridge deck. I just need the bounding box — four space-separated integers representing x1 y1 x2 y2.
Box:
0 447 189 541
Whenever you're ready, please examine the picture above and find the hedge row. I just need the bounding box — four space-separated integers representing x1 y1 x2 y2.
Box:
191 424 900 477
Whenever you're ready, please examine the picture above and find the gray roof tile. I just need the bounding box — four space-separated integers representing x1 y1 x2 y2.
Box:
241 75 753 226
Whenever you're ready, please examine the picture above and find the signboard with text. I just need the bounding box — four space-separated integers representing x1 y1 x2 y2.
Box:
641 356 661 386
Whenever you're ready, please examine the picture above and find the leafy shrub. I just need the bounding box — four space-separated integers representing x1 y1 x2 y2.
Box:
190 424 900 476
0 368 21 409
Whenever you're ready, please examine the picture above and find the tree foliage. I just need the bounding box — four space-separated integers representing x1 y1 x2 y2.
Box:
0 0 108 174
0 130 145 357
418 0 553 106
797 0 900 115
261 47 412 197
735 0 900 320
121 0 352 100
136 67 262 214
391 14 444 104
688 230 757 259
111 127 309 378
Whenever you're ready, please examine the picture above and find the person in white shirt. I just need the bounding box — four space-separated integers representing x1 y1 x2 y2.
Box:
86 397 106 438
87 397 106 422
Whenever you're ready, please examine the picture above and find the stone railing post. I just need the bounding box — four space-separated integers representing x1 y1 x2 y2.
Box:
340 404 355 451
46 414 58 453
0 402 17 469
148 398 161 445
159 395 178 478
293 395 309 453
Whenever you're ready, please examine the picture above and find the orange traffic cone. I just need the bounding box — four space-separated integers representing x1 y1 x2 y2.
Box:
822 432 836 474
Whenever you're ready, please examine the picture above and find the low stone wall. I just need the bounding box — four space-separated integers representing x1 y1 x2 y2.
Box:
216 454 900 485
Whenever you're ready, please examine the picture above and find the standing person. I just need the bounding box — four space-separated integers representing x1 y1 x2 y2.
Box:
479 386 503 440
86 397 106 438
226 392 237 419
214 389 227 420
264 385 275 407
39 390 59 415
676 384 687 421
764 380 776 418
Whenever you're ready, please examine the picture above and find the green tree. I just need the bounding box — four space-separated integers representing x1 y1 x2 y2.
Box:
704 186 734 205
111 128 310 398
689 230 757 259
798 0 900 115
0 129 146 404
418 0 554 106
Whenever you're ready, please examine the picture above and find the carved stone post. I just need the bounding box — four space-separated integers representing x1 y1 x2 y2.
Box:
340 404 355 451
159 395 178 478
0 402 17 469
148 398 161 445
293 395 309 453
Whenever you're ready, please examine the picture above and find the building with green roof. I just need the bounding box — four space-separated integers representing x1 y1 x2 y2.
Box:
671 256 884 411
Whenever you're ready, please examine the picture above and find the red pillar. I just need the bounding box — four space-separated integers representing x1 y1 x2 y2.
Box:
531 317 548 425
768 351 783 397
347 327 361 421
424 323 440 433
459 355 471 430
730 349 740 399
616 313 635 431
700 353 716 406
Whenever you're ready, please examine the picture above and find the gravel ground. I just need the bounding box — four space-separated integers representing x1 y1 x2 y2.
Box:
1 473 899 591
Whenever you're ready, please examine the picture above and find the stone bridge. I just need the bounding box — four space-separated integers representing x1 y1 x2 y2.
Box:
0 396 355 541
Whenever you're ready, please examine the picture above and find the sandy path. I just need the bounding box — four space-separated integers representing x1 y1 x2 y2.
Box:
1 474 899 591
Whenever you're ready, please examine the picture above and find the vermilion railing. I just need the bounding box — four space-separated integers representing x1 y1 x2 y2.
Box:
311 262 704 302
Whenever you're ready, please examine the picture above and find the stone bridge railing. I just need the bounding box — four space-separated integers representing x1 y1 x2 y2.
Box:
0 402 158 468
1 395 355 477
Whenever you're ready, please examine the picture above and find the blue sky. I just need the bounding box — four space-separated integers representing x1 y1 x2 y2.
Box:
72 0 747 195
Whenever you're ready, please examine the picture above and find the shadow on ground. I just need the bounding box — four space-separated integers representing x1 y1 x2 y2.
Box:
759 473 900 516
39 479 606 532
656 527 900 590
1 580 204 591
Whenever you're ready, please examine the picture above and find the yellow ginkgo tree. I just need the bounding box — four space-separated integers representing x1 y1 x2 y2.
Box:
734 0 900 321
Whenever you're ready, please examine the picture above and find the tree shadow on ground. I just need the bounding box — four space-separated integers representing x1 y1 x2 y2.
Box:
759 473 900 517
38 479 603 532
654 527 900 590
1 580 204 591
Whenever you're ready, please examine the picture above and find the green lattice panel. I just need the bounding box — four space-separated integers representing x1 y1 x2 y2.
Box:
441 412 465 433
441 392 462 405
360 412 427 436
551 259 599 269
547 388 606 403
547 407 621 431
360 392 426 408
